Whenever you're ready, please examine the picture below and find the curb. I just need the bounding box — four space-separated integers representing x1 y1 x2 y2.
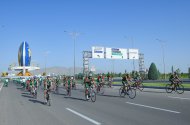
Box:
112 84 190 91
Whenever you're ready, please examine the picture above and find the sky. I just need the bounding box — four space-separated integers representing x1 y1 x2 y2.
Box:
0 0 190 73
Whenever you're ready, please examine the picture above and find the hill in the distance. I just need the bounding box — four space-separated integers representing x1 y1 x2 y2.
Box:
31 66 105 76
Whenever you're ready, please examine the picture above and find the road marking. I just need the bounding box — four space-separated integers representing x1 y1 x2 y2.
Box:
126 102 180 114
0 83 3 92
66 108 101 125
168 96 190 100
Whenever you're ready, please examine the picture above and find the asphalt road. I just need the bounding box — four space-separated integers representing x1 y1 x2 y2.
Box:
0 82 190 125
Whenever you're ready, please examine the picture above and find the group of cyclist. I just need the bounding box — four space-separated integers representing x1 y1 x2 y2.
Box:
7 70 183 104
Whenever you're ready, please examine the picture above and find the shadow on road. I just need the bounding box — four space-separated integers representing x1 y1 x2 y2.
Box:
98 94 121 98
21 92 30 95
53 92 67 96
142 90 166 94
28 99 45 105
21 94 34 99
64 96 87 101
17 87 24 90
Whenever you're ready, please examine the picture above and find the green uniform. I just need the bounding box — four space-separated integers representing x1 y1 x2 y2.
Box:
47 79 51 89
85 77 93 88
34 80 37 87
67 79 71 87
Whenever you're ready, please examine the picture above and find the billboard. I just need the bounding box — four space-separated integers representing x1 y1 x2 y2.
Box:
92 46 104 58
128 49 139 59
106 48 127 59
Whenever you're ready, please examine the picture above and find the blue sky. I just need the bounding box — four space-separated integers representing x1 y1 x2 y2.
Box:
0 0 190 73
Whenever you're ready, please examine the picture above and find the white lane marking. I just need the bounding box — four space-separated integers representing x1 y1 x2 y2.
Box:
0 83 3 92
168 96 190 100
66 108 101 125
126 102 180 114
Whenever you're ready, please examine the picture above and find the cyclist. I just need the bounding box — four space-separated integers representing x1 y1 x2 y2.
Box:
97 74 104 87
63 76 67 88
122 74 132 92
4 78 9 87
66 76 72 96
169 72 182 87
44 76 52 102
107 74 113 87
34 77 38 89
55 76 60 92
29 78 34 94
134 73 142 85
84 74 96 99
71 76 76 89
26 78 30 91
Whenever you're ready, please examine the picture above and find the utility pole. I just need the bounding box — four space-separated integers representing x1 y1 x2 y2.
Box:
65 31 80 80
156 39 166 81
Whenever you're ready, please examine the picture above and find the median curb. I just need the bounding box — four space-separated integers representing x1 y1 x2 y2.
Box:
112 84 190 91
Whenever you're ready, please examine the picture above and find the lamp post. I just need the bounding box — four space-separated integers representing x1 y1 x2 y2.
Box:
156 39 166 80
65 31 79 80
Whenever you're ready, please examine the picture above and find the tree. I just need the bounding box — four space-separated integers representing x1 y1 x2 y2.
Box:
131 71 135 78
157 70 161 79
189 68 190 79
148 63 159 80
77 73 84 79
107 72 110 77
118 72 122 77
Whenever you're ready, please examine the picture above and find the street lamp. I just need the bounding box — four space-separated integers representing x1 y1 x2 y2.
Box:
156 39 166 80
65 31 80 80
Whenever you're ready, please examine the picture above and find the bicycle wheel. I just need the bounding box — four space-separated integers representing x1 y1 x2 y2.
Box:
131 83 137 90
99 86 105 95
48 99 51 106
119 87 126 97
90 90 96 102
176 84 184 94
67 88 71 96
138 83 144 91
127 88 136 99
165 84 173 93
56 87 59 93
85 89 89 100
34 91 37 99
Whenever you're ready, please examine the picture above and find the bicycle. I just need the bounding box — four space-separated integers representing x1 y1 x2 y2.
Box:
45 89 51 106
72 81 76 90
3 81 8 87
119 84 136 99
32 86 37 99
54 84 59 94
131 79 144 91
96 82 105 95
85 86 96 102
66 85 71 96
104 79 113 88
165 80 184 94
